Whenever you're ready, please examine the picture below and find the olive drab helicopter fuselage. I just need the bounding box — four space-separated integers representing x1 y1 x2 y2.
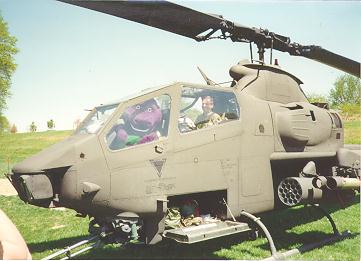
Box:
7 0 360 252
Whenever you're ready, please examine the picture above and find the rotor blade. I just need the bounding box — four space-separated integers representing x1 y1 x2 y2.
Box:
58 0 360 77
57 0 230 39
297 46 360 78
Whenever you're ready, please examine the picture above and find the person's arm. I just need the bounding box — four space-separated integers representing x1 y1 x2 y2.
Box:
0 209 32 260
209 113 222 125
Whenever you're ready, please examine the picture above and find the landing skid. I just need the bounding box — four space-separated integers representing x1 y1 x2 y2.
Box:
41 235 100 260
239 205 350 261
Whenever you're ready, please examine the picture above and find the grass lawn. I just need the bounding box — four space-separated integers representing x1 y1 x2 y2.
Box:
0 195 359 260
0 130 72 176
344 120 361 144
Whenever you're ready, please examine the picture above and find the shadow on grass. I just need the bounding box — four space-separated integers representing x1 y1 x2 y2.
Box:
257 230 359 253
76 234 252 260
256 195 360 232
28 234 246 260
33 229 359 260
28 196 359 260
28 235 90 254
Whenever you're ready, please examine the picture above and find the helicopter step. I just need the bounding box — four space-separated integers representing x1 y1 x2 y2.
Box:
163 220 251 244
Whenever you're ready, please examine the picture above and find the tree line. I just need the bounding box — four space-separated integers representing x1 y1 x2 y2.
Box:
307 74 360 118
2 119 55 134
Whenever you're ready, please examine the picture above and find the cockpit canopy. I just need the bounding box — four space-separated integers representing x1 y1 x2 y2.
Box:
75 104 118 134
74 83 241 153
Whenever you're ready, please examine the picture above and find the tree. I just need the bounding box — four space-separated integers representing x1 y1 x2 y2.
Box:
307 93 328 104
47 119 55 130
29 121 37 132
0 14 18 115
329 74 361 106
0 114 9 132
10 123 17 134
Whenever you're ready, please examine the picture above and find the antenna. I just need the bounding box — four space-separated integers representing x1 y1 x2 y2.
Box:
270 38 274 65
249 42 253 63
197 66 216 86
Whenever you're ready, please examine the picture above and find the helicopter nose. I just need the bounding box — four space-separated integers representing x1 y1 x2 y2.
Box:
8 171 54 207
9 137 77 207
11 137 76 174
9 165 72 208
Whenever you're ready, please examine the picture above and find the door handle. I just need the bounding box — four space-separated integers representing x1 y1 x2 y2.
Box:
154 145 164 154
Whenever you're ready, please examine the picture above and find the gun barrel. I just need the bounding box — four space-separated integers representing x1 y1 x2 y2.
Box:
325 177 360 190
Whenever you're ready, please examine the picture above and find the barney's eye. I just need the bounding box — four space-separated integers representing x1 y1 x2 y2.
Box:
135 105 141 110
147 108 153 112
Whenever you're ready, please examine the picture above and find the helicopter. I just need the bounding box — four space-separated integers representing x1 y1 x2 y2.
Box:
7 0 361 259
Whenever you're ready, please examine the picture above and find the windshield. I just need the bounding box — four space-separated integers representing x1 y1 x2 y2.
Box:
75 104 118 134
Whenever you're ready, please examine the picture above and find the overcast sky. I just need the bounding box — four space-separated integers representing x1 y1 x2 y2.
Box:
0 0 360 132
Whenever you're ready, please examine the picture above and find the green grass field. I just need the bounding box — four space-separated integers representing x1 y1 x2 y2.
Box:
0 130 72 175
0 119 360 260
344 120 361 144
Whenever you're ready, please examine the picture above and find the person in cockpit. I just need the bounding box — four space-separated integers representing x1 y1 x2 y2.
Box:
195 95 222 129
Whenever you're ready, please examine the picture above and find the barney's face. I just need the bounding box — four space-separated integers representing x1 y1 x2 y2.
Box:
124 99 162 134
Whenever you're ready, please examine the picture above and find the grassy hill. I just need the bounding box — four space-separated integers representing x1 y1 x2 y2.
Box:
0 130 72 175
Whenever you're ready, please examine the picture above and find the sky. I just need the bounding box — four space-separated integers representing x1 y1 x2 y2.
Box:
0 0 360 132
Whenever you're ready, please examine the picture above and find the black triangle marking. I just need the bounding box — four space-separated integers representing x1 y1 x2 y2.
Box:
150 159 166 177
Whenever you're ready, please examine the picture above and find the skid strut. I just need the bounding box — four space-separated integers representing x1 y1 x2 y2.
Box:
240 210 277 256
241 205 351 261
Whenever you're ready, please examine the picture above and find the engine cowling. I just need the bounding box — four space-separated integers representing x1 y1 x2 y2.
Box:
276 103 333 146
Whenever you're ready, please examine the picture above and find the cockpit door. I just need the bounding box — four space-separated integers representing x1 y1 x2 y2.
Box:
98 85 178 202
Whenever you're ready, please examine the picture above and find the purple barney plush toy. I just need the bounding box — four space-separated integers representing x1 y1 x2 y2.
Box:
114 98 162 149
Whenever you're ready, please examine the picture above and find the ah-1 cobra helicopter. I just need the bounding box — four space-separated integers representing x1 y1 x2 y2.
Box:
7 1 360 259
